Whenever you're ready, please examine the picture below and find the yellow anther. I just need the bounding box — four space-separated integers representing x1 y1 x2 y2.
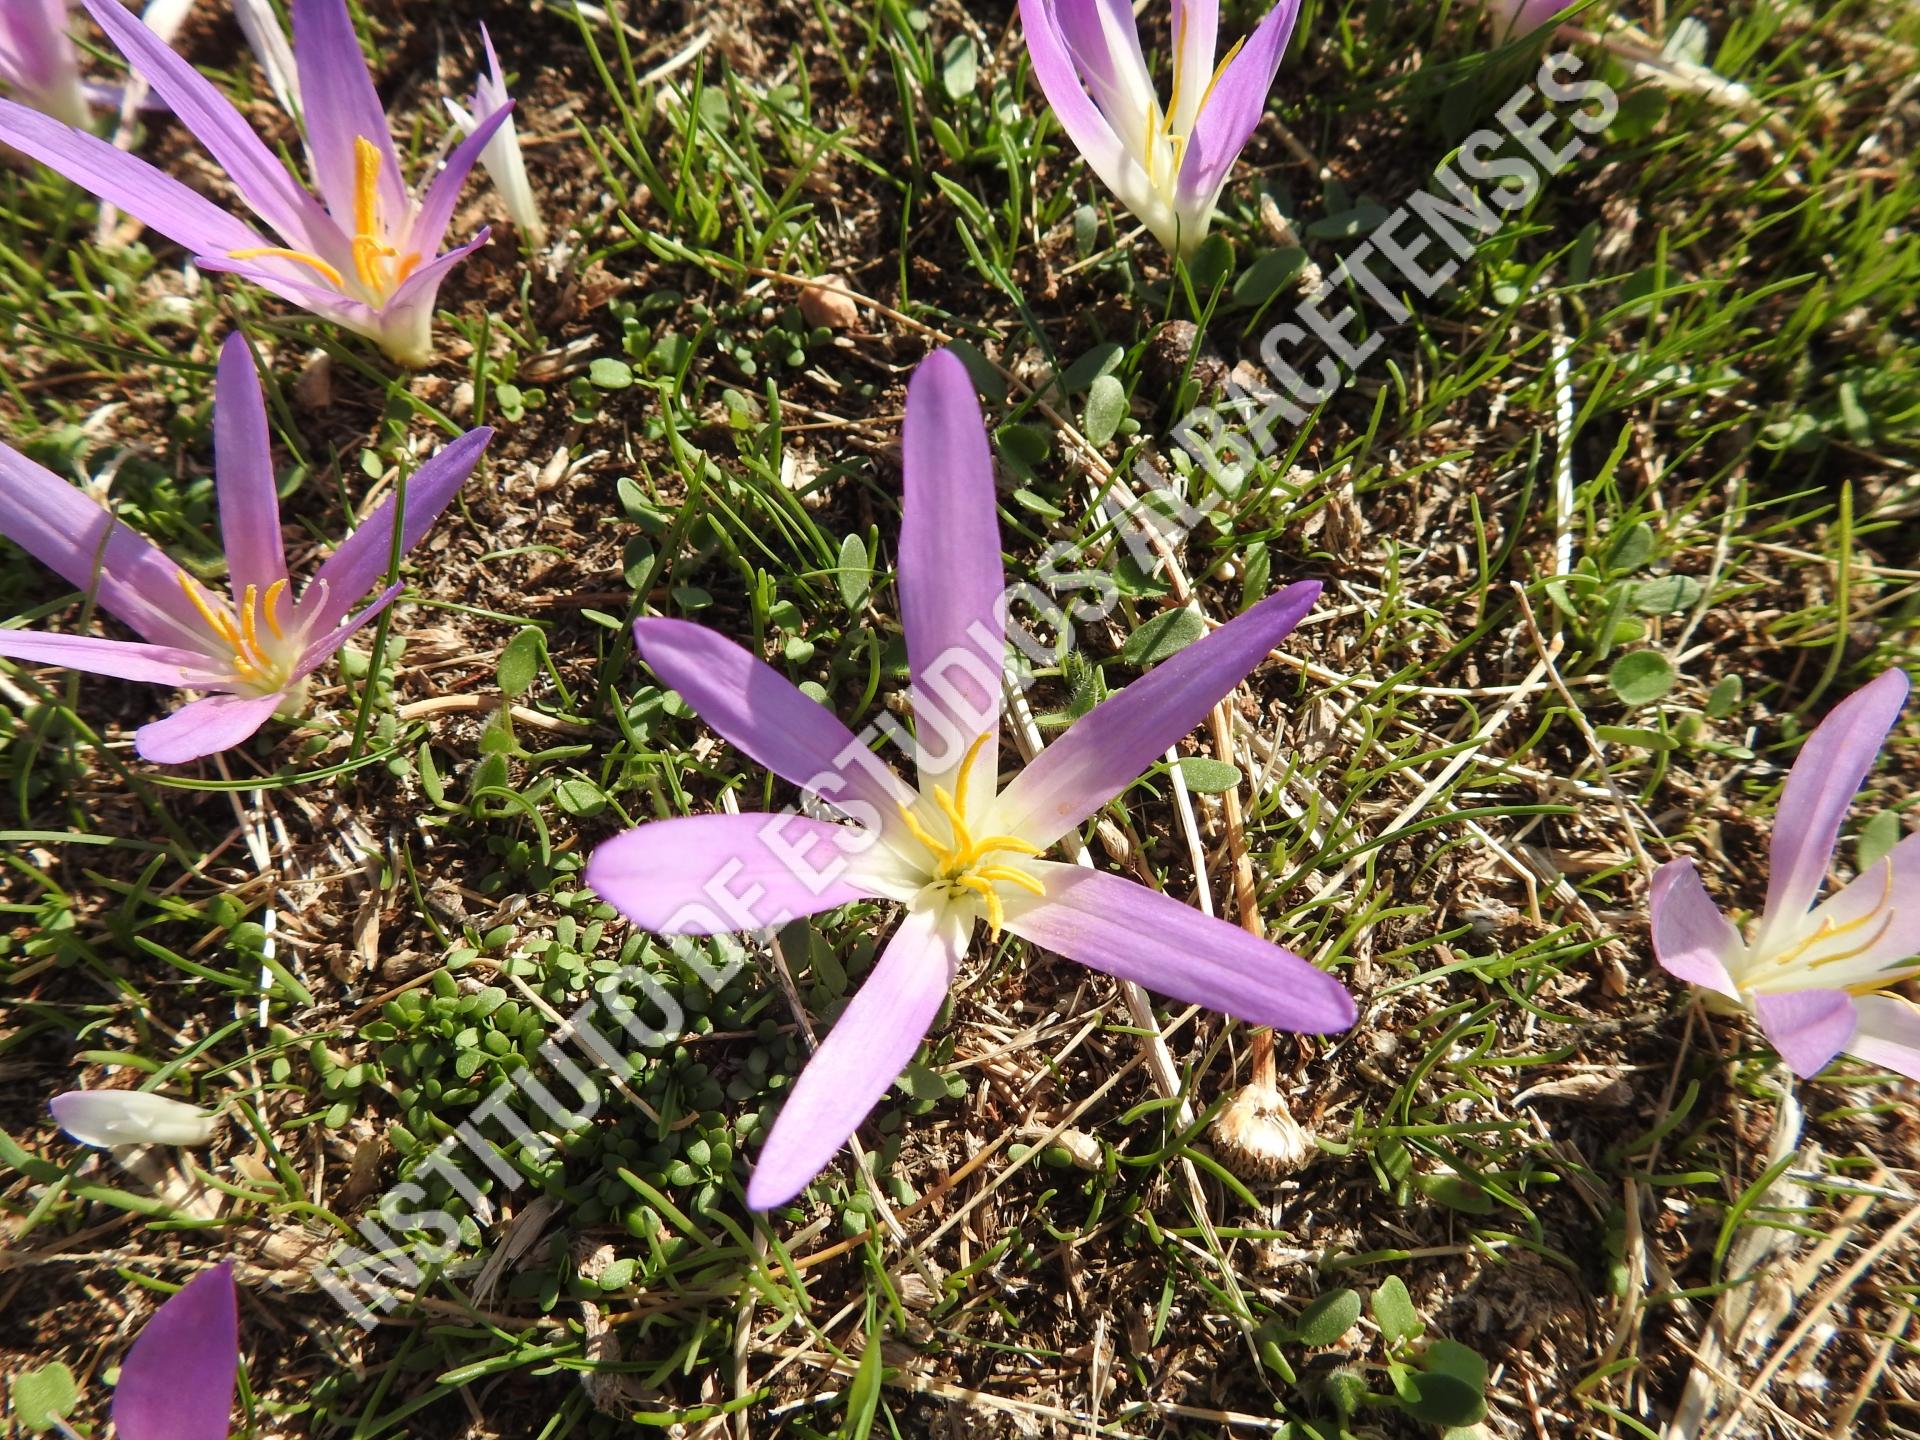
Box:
238 583 261 657
228 246 347 288
897 732 1046 936
177 572 243 650
976 864 1045 899
353 135 382 241
261 578 289 640
1194 36 1246 122
954 873 1006 940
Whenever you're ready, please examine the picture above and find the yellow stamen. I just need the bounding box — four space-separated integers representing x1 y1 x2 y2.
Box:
1166 14 1188 131
228 246 347 288
976 865 1045 898
353 135 381 240
262 578 289 640
1194 36 1247 122
177 572 243 651
955 873 1006 940
896 733 1048 935
238 583 261 656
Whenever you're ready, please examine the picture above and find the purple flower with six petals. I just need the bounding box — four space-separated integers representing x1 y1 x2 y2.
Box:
0 333 491 763
1651 669 1920 1080
586 349 1356 1210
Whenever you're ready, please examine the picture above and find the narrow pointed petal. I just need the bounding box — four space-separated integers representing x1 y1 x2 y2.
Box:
899 349 1005 785
1847 995 1920 1081
632 619 914 830
0 629 223 687
213 335 288 598
1760 669 1910 936
299 427 491 632
994 581 1320 849
0 95 274 262
1797 831 1920 983
1003 863 1355 1032
288 581 400 684
403 102 512 261
81 0 335 249
1167 0 1220 139
112 1262 238 1440
289 0 406 221
1050 0 1154 132
746 899 964 1209
1648 859 1742 998
1175 0 1302 206
0 438 205 647
1017 0 1137 204
587 814 884 937
51 1089 219 1147
358 231 492 367
233 0 300 114
1751 989 1857 1079
135 690 285 764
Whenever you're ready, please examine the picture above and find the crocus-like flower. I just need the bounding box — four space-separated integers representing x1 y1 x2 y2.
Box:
0 0 511 365
445 26 546 248
0 333 492 763
114 1263 238 1440
586 348 1355 1210
0 0 89 127
1652 669 1920 1080
1019 0 1303 258
1484 0 1575 40
51 1089 220 1148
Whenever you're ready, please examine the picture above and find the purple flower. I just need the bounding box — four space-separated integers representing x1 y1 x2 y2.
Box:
1018 0 1303 257
1483 0 1577 41
445 26 545 248
585 348 1356 1210
0 0 89 127
1651 669 1920 1079
114 1262 238 1440
0 333 491 764
0 0 512 365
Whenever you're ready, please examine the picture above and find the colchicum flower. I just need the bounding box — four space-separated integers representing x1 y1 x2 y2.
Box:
445 25 546 249
1651 669 1920 1080
586 348 1356 1210
0 0 512 365
114 1262 239 1440
0 333 492 764
1483 0 1574 41
51 1089 220 1148
1019 0 1304 258
0 0 89 127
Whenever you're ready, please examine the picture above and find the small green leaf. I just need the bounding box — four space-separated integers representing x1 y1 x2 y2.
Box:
1295 1287 1362 1346
1858 810 1902 872
1176 757 1242 793
497 626 543 699
1233 247 1307 307
1186 232 1235 290
554 778 608 819
1396 1340 1489 1427
1705 673 1743 719
12 1362 78 1432
1593 725 1678 752
588 357 634 390
839 1330 886 1438
1608 521 1656 573
1370 1275 1422 1348
939 34 978 99
1631 575 1704 614
1084 373 1128 447
1608 650 1676 707
837 532 871 611
1412 1173 1496 1214
1324 1367 1370 1417
1121 606 1205 666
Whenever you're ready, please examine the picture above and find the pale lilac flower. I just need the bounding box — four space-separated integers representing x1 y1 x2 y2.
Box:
1484 0 1576 40
444 26 545 248
1652 669 1920 1080
0 0 90 126
586 348 1355 1210
1019 0 1303 258
231 0 300 116
114 1262 238 1440
0 0 512 365
51 1089 219 1147
0 333 491 764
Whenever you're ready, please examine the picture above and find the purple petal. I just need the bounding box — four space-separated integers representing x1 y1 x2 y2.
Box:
135 690 285 764
899 348 1006 784
1048 0 1151 128
289 581 401 683
993 580 1320 849
1761 669 1910 933
81 0 337 250
632 618 914 830
213 335 288 599
112 1261 238 1440
403 103 512 261
0 94 273 266
1003 862 1355 1032
298 428 491 632
1017 0 1134 202
1751 989 1858 1079
0 436 205 647
1846 996 1920 1081
362 229 492 367
0 629 223 686
586 814 883 937
746 900 963 1209
1792 830 1920 989
1647 859 1742 998
192 250 376 332
1175 0 1303 206
289 0 406 223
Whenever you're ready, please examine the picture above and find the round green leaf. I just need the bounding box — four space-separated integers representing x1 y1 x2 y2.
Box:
1608 650 1676 707
1295 1287 1362 1347
1084 373 1128 447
